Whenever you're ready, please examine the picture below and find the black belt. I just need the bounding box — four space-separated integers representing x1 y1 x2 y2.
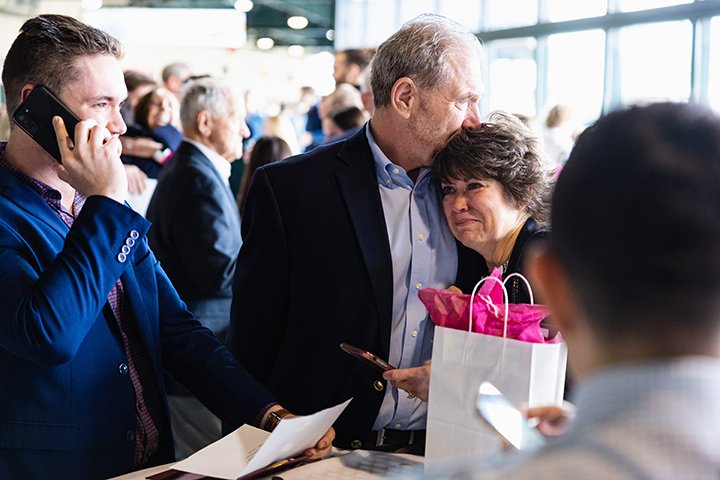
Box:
362 428 426 455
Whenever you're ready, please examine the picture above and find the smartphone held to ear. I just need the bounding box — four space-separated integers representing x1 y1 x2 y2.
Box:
340 343 396 372
12 85 80 163
476 381 546 452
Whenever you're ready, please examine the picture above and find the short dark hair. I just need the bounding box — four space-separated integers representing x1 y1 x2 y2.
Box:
552 102 720 343
329 106 366 132
2 14 123 115
433 110 552 224
124 70 156 93
338 49 374 71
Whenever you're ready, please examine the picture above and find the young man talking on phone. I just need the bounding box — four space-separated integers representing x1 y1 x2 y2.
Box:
0 15 332 479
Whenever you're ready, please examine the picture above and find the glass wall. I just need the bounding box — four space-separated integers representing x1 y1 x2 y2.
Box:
335 0 720 125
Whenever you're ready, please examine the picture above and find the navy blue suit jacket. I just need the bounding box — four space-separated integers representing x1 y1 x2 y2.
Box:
228 127 484 448
146 141 241 337
0 165 275 479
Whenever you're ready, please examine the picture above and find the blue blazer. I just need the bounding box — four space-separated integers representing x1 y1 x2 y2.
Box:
228 127 484 448
0 166 275 479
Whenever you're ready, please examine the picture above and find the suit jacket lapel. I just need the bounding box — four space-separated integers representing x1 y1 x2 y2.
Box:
335 130 394 354
0 167 70 240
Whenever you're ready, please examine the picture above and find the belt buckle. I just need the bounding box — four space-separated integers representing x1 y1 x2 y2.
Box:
375 428 388 447
375 428 415 447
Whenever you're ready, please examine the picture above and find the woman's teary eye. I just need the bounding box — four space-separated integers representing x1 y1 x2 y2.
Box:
441 185 455 196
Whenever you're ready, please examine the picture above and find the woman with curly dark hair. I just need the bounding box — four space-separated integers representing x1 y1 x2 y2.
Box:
385 111 555 401
434 110 553 303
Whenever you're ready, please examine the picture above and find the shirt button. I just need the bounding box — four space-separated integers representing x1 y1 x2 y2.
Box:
418 233 425 241
411 330 418 338
118 363 129 375
125 237 136 247
129 230 139 239
351 440 363 449
373 380 384 392
117 252 127 263
125 429 136 442
121 245 131 255
415 282 423 290
392 168 400 175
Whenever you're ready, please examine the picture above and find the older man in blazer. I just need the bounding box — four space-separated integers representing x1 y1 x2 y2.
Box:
229 14 485 454
146 77 251 457
0 15 330 479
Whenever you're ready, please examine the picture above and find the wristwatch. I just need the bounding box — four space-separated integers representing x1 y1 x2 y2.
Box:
264 408 290 432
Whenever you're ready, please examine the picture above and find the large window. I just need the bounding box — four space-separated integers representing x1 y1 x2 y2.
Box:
485 38 537 116
546 0 606 22
546 30 605 125
617 21 692 104
335 0 720 117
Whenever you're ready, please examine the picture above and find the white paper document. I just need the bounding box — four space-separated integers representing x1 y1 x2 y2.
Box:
173 398 352 479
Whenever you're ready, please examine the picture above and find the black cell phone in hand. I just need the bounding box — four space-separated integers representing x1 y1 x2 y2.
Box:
340 342 396 372
12 85 80 163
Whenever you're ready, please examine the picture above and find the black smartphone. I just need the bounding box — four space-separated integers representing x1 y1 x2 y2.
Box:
12 85 80 163
475 381 546 451
340 342 396 372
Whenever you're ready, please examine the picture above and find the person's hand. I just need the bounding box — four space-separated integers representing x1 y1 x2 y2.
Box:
53 116 127 203
447 285 462 293
124 164 148 195
383 360 431 401
120 135 163 158
523 401 576 438
301 426 335 460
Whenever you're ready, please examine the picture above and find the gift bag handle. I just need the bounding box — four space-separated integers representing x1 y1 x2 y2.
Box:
502 272 535 305
469 276 510 338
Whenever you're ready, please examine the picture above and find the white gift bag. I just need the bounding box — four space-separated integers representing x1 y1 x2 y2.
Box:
425 273 567 464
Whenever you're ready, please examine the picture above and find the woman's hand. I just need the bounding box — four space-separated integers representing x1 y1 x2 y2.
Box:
383 361 432 402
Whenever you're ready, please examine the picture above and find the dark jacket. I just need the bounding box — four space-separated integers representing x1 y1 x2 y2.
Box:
228 127 484 448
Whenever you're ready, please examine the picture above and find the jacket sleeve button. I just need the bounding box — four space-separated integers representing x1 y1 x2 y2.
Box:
350 439 363 449
373 380 384 391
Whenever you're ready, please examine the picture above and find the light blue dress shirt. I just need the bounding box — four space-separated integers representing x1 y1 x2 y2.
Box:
366 124 458 431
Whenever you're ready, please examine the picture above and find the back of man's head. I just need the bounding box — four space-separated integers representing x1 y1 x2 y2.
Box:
2 14 123 116
370 14 482 109
552 102 720 349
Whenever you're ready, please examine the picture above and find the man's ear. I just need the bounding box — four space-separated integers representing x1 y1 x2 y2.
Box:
527 246 581 338
389 77 417 120
19 84 37 103
196 109 212 137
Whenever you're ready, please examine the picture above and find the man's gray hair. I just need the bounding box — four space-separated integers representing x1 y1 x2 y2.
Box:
180 77 235 129
370 14 482 108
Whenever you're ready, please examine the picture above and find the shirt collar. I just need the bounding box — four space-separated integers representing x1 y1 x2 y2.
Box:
365 122 431 190
184 138 232 183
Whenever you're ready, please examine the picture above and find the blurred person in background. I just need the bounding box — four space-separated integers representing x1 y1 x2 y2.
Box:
543 104 575 170
324 105 368 143
146 77 253 458
121 70 157 125
334 48 375 90
161 61 192 99
121 86 183 179
237 135 292 216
